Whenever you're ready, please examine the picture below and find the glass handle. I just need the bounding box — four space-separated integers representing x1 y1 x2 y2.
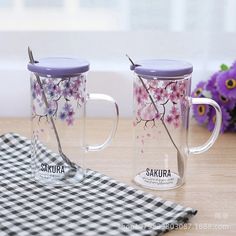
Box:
85 93 119 151
189 97 222 155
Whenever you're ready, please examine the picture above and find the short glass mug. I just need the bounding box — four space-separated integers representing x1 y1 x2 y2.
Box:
131 59 222 190
28 57 119 185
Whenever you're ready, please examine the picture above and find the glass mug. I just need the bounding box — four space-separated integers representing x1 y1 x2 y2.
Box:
28 57 119 185
131 59 222 190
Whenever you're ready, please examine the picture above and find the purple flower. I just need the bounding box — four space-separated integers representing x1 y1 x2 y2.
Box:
36 98 43 108
32 105 36 113
62 80 74 98
59 102 75 123
63 103 72 113
59 112 66 120
193 103 210 124
192 81 206 98
32 91 36 99
227 106 236 132
46 81 54 91
53 84 61 97
61 103 75 123
46 101 57 116
207 106 230 133
232 61 236 69
211 89 236 110
62 89 69 97
192 64 236 133
206 72 219 91
69 89 74 96
166 115 173 124
227 122 236 132
70 79 84 104
48 90 55 98
71 78 82 90
47 108 55 116
63 88 73 98
66 117 74 126
73 91 81 100
32 81 41 97
64 81 70 89
68 110 75 117
72 84 79 93
217 67 236 99
32 77 80 127
44 79 61 99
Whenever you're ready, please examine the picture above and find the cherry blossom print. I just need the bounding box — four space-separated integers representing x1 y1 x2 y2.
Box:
134 78 188 129
32 75 85 126
134 85 148 104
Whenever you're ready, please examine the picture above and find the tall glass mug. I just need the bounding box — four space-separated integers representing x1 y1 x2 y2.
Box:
131 59 222 190
28 57 119 185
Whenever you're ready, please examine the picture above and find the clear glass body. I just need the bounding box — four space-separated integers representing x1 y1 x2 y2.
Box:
133 74 222 190
31 73 119 185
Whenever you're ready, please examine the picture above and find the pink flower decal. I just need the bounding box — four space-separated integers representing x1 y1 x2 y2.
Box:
134 86 148 104
32 76 84 126
134 79 187 129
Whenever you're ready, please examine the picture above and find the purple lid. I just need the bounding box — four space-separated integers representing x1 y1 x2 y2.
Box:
27 57 89 78
131 59 193 78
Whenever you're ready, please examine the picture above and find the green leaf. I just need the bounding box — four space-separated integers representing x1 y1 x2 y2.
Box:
220 64 229 71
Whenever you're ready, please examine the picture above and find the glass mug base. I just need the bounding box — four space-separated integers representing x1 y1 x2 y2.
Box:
34 166 85 185
133 170 184 190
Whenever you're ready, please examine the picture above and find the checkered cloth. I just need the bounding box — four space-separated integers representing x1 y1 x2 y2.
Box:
0 133 197 236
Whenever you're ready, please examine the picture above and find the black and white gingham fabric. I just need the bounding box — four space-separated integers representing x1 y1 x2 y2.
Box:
0 133 197 236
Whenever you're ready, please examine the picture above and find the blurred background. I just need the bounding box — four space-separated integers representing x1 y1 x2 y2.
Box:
0 0 235 117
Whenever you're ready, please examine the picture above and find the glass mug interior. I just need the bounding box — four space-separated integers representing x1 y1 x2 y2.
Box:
133 73 221 190
134 75 191 190
31 74 86 185
29 57 119 186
